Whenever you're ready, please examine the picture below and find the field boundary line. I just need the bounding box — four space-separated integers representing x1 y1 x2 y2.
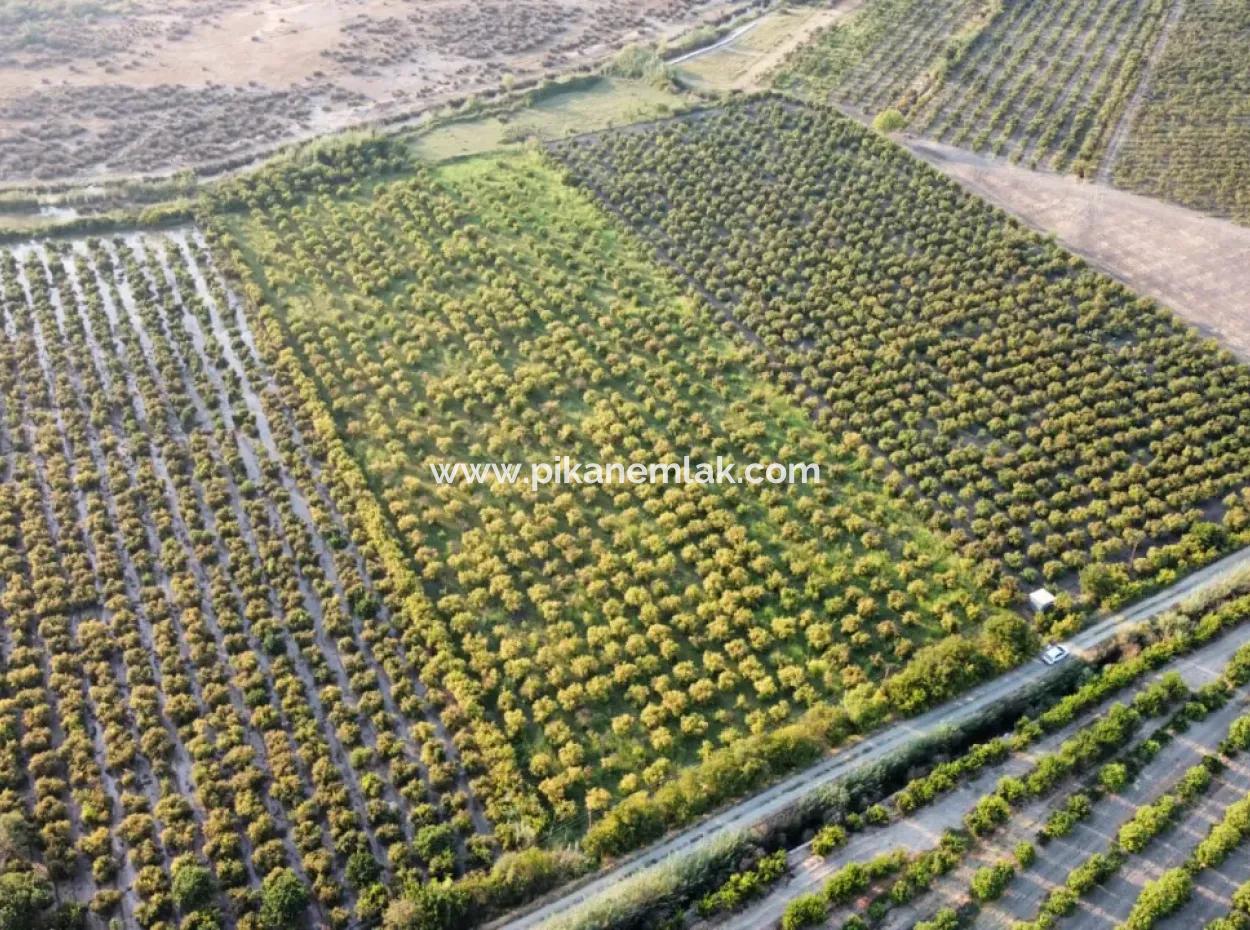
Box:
1096 0 1186 183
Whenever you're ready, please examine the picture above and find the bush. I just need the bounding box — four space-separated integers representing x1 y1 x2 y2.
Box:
864 804 889 826
1118 795 1179 854
259 869 309 930
824 862 868 904
472 848 589 912
1043 886 1078 917
780 893 827 930
872 108 907 133
180 912 222 930
606 45 674 88
970 861 1014 902
583 714 830 859
171 861 215 910
1228 715 1250 751
811 824 848 857
346 851 382 889
697 850 788 916
1099 762 1129 792
916 908 960 930
1015 842 1035 867
1122 868 1191 930
0 871 54 930
965 794 1010 836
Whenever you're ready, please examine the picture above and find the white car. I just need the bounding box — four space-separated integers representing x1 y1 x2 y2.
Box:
1041 644 1070 666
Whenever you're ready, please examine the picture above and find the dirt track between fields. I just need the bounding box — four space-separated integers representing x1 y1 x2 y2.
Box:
904 138 1250 362
732 2 864 91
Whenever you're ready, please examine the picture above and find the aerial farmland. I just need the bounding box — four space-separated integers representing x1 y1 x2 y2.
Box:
1 3 1250 930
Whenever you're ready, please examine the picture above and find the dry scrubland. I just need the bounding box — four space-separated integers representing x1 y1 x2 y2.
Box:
0 0 742 182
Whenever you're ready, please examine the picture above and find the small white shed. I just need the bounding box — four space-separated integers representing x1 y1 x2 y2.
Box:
1028 588 1056 614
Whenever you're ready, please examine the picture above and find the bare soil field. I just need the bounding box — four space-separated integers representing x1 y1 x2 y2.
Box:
0 0 745 183
905 137 1250 362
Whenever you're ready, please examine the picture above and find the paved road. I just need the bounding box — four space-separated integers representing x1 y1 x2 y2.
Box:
726 601 1250 930
496 545 1250 930
669 18 762 64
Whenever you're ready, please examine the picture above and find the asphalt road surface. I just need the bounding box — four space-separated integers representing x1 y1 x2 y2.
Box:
496 545 1250 930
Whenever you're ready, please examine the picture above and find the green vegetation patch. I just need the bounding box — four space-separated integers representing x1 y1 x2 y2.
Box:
1114 0 1250 223
410 78 687 163
213 143 1018 850
553 99 1250 622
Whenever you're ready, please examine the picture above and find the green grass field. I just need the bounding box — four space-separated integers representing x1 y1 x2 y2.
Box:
410 78 688 163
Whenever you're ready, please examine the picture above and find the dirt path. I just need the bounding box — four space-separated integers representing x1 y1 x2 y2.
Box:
903 137 1250 361
734 1 865 91
1096 0 1186 183
675 0 866 92
670 18 763 64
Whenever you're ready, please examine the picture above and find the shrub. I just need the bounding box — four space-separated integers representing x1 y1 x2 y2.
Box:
864 804 890 826
824 862 869 904
916 908 960 930
1118 795 1179 854
965 794 1010 836
181 912 222 930
781 893 827 930
1099 762 1129 792
346 851 382 889
697 850 788 916
1122 868 1191 930
872 108 907 133
1015 842 1035 867
0 871 55 930
811 824 848 857
259 869 309 930
970 861 1014 902
171 861 215 911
